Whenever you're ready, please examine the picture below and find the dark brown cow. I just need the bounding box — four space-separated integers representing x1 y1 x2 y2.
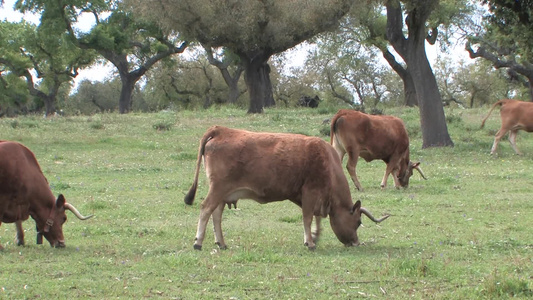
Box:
330 109 426 191
481 99 533 155
184 126 389 250
0 141 92 249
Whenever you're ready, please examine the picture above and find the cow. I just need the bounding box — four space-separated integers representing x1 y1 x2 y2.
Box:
480 99 533 155
0 141 93 249
184 126 389 251
330 109 426 191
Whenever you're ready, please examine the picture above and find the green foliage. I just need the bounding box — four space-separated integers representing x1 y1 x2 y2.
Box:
0 107 531 298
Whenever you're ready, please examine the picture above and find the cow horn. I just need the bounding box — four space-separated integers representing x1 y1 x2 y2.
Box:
64 203 94 220
415 165 427 180
360 207 390 223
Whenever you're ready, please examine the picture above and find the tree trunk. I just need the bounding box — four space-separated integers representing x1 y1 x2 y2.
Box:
403 71 418 107
43 95 57 117
119 75 136 114
386 0 453 148
242 53 275 113
409 46 453 147
382 49 418 106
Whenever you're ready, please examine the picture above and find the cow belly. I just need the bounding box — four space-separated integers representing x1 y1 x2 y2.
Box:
1 204 30 223
227 188 288 204
360 150 375 162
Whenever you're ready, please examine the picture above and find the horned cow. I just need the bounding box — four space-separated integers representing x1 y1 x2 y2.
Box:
0 141 93 249
481 99 533 155
330 109 426 191
184 126 389 250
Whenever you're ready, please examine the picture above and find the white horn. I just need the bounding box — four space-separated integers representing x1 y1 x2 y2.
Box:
64 203 94 220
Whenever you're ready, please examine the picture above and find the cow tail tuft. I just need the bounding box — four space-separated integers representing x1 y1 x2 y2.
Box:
184 130 213 205
481 100 505 129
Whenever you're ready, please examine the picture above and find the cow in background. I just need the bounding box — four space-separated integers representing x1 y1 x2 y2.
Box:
330 109 426 191
0 141 93 249
481 99 533 155
184 126 389 251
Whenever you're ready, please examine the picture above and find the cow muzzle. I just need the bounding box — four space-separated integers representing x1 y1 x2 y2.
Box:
345 241 360 247
52 240 66 248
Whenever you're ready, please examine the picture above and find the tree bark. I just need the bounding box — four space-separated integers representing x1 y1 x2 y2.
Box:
241 52 275 113
386 0 453 148
382 49 418 106
118 74 136 113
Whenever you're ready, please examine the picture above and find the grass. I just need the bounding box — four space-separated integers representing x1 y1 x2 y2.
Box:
0 106 531 299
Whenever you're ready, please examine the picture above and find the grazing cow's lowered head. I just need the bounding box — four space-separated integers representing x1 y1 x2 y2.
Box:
480 99 533 155
330 109 426 191
34 194 93 248
0 141 93 250
184 126 389 250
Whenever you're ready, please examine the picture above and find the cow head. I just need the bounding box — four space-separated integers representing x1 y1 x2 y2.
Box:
330 201 389 246
397 161 426 188
37 194 93 248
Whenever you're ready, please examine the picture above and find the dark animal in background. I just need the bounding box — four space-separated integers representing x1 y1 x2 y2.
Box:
481 99 533 155
298 95 320 108
184 126 389 250
0 141 93 249
330 109 426 191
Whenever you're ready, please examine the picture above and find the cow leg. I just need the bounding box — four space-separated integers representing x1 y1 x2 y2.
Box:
301 191 318 250
382 164 401 189
508 130 522 155
211 203 227 250
312 216 321 243
346 149 363 191
491 128 507 155
193 196 219 250
15 221 25 246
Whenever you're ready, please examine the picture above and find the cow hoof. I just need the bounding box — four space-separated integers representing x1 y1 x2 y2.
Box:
304 242 316 251
16 240 24 246
215 242 227 250
193 244 202 251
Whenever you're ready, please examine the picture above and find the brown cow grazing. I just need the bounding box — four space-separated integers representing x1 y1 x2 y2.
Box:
0 141 93 249
481 99 533 155
330 109 426 191
184 126 389 250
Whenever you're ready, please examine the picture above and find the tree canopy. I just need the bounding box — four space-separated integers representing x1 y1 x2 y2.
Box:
466 0 533 100
129 0 356 113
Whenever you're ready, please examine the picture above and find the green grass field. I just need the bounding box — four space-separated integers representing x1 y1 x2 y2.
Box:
1 106 531 299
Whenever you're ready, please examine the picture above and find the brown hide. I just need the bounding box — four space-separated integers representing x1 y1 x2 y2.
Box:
0 141 91 249
481 99 533 155
330 109 422 190
184 126 389 250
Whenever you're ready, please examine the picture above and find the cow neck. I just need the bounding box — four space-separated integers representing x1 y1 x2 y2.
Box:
34 202 56 234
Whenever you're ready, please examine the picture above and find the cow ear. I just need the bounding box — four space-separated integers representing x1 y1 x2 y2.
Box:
56 194 66 208
350 200 361 214
411 161 420 168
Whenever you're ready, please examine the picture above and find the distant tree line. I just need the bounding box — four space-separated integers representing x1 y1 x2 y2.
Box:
1 0 532 147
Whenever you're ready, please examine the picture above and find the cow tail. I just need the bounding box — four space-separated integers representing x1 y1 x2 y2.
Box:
330 114 345 150
184 130 214 205
480 100 505 129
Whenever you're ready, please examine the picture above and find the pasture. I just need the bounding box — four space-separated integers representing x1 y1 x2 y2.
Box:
0 106 531 299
